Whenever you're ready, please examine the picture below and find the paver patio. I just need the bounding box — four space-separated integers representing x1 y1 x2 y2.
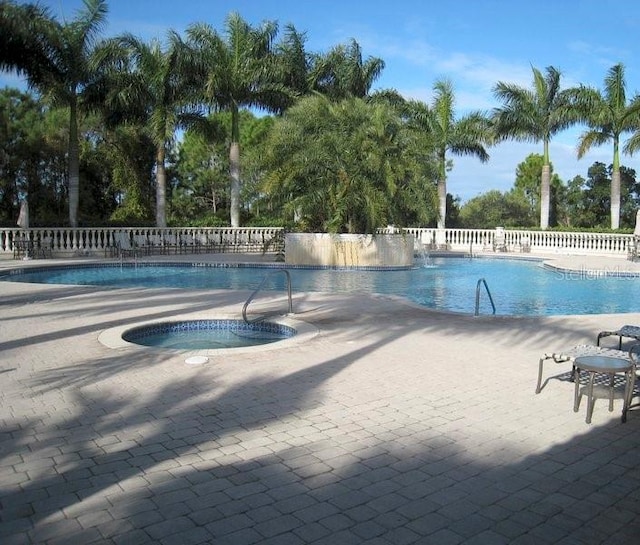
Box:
0 253 639 544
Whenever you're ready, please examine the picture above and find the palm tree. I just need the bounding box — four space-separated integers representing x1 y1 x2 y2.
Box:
493 66 579 229
274 23 313 103
408 79 491 230
186 13 296 227
97 32 202 227
261 94 435 233
575 63 640 229
0 0 108 227
310 38 385 100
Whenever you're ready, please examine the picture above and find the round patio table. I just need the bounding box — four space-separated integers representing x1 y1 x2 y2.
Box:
573 355 635 424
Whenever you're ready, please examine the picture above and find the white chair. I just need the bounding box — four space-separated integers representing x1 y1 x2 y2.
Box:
493 227 507 252
163 233 179 254
115 232 136 258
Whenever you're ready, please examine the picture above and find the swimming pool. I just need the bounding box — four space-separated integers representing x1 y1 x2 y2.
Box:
2 257 640 316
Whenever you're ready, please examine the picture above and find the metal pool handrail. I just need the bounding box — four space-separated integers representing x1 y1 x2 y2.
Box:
475 277 496 316
242 269 293 324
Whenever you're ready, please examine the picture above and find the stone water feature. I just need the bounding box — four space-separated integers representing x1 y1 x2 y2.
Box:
285 233 414 268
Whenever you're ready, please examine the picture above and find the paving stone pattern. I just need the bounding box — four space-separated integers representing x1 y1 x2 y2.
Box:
1 254 639 544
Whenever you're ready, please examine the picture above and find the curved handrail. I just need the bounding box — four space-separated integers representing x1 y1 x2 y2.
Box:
242 269 293 324
475 277 496 316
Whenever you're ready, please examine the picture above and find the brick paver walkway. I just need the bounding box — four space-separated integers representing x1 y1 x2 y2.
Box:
1 254 639 544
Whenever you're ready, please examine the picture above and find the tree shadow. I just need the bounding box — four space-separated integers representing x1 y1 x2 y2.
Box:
1 284 640 543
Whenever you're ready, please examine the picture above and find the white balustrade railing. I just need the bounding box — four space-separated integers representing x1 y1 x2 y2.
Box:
381 227 636 257
0 226 284 258
0 225 635 259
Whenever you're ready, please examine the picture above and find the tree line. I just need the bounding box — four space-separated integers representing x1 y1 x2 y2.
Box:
2 0 640 232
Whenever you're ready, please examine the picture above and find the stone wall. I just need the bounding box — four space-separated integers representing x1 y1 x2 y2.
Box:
285 233 414 268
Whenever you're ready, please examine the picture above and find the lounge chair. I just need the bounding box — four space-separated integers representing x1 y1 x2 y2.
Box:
596 325 640 349
536 344 631 394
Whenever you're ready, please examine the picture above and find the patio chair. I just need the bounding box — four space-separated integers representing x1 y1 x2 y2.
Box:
536 344 631 394
162 233 180 254
630 211 640 261
36 233 53 258
628 343 640 406
147 234 165 255
133 234 150 256
180 233 200 254
628 237 640 261
493 227 507 252
114 231 137 258
596 325 640 349
13 235 32 259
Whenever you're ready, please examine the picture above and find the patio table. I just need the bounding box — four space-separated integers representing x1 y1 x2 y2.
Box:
573 354 635 424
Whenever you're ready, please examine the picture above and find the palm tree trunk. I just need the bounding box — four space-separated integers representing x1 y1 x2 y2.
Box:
437 179 446 230
230 109 241 228
611 167 621 229
437 152 447 230
230 141 240 228
68 99 80 228
540 164 551 230
611 140 621 229
155 145 167 228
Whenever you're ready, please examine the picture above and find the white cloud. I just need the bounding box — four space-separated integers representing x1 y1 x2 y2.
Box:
449 137 628 203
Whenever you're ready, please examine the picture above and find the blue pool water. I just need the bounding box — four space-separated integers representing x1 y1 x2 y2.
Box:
122 319 295 349
2 258 640 316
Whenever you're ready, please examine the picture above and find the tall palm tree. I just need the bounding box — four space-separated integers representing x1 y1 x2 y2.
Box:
0 0 108 227
310 38 385 100
97 32 202 227
493 66 579 229
575 63 640 229
408 79 491 230
274 23 313 104
186 12 296 227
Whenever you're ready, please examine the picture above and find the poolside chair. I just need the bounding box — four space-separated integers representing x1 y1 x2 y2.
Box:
536 344 631 394
36 233 53 258
197 232 212 253
180 233 200 254
628 237 639 261
493 227 507 252
596 325 640 349
630 211 640 261
147 234 164 255
114 231 137 258
162 233 179 254
134 234 150 256
628 344 640 402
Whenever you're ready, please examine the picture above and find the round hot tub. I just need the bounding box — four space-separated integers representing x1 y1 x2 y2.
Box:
98 314 317 360
122 319 295 350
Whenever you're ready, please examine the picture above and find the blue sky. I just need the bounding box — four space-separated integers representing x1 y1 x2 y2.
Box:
4 0 640 202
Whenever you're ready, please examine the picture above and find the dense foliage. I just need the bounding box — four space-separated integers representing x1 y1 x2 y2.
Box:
2 1 640 232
